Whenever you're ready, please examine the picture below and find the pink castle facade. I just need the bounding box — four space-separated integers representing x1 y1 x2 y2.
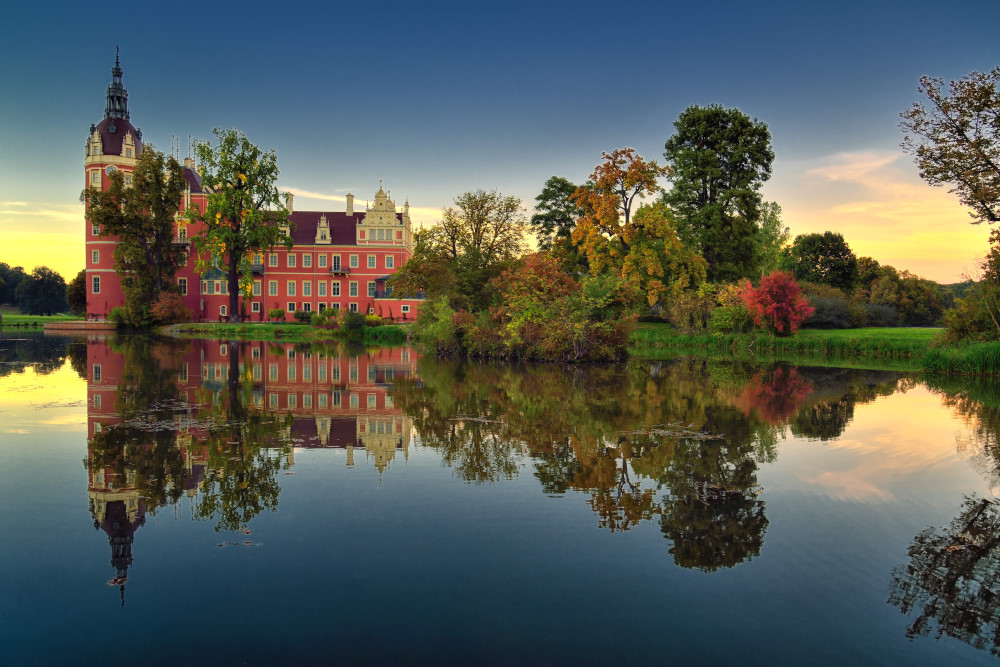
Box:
84 52 424 322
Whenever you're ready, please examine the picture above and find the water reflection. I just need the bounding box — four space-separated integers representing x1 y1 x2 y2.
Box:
82 338 928 586
890 496 1000 656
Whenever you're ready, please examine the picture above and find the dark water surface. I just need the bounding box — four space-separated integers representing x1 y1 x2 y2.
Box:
2 333 1000 665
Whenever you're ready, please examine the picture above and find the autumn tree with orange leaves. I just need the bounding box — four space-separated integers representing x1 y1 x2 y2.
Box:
570 148 706 307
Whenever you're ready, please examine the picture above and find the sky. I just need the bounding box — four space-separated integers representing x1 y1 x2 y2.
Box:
0 0 997 284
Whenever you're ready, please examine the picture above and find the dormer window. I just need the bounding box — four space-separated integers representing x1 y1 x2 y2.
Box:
125 147 132 158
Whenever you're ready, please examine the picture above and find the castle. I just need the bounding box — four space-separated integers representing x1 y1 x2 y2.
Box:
84 52 424 321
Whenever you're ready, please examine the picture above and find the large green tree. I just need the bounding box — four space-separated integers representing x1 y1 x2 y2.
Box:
189 128 291 322
15 267 67 315
663 104 775 281
0 263 27 306
390 189 526 311
901 68 1000 225
780 231 859 291
84 147 187 326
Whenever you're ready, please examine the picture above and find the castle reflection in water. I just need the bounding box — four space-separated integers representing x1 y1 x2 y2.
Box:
83 337 419 600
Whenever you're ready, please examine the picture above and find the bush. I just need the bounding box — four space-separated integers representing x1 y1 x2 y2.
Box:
742 271 814 336
268 308 285 322
863 303 898 327
320 307 338 318
339 309 368 335
310 313 325 326
150 292 192 324
365 314 383 327
709 304 754 333
665 284 716 334
293 310 311 324
800 282 851 329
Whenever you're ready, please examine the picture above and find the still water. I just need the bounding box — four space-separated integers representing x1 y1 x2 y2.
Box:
2 333 1000 665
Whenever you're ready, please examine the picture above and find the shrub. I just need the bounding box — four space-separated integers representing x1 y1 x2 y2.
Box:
665 284 716 334
741 271 814 336
365 314 383 327
320 307 337 318
150 292 192 324
310 313 325 326
709 304 754 333
800 282 851 329
268 308 285 322
293 310 311 324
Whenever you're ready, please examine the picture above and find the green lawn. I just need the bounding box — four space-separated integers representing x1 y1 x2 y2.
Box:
795 327 943 342
0 306 82 326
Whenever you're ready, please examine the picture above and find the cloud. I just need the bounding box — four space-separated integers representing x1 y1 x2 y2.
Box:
2 201 27 206
770 151 991 283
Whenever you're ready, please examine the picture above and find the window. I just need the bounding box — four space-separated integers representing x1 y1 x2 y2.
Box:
319 366 327 382
377 229 384 241
303 254 311 268
270 393 278 408
349 282 358 297
220 343 229 356
269 364 279 381
252 302 261 313
333 390 341 407
92 143 100 156
331 303 341 310
368 282 376 297
401 305 410 313
332 282 340 297
93 364 102 382
252 348 261 360
368 394 377 409
304 393 312 408
125 147 132 158
303 282 311 297
303 303 312 312
253 281 261 296
92 223 100 235
349 303 358 312
178 225 187 239
318 282 327 297
254 253 263 265
288 254 297 268
220 305 228 317
94 397 102 410
386 256 394 269
92 250 99 264
349 255 358 268
318 255 327 268
269 281 278 296
288 365 297 382
269 254 278 267
288 302 296 312
332 256 341 271
350 394 359 409
318 393 328 407
317 303 326 311
287 282 296 296
92 276 101 294
125 174 132 185
253 363 262 380
180 251 188 266
91 171 100 185
368 255 376 268
179 278 187 295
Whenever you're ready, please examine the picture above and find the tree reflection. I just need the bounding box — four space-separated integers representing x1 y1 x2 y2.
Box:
889 495 1000 655
192 340 292 532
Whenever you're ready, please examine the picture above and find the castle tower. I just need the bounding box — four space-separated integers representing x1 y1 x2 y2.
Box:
84 48 144 318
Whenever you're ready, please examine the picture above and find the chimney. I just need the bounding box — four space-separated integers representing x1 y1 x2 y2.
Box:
346 193 354 216
285 192 294 213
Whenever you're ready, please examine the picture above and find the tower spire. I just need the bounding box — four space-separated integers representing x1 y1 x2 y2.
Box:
105 47 129 120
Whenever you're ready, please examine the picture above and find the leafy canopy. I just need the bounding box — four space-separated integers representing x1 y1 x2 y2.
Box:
189 128 290 321
901 68 1000 224
663 104 774 281
83 147 187 326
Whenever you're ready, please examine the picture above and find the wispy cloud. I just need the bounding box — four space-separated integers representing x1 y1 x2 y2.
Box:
770 151 990 283
2 201 27 206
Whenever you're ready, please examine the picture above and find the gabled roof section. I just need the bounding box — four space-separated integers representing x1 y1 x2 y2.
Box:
287 210 402 247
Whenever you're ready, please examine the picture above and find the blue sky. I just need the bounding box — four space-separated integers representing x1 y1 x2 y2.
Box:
1 0 997 282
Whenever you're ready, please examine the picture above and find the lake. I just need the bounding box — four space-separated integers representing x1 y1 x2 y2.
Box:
1 332 999 665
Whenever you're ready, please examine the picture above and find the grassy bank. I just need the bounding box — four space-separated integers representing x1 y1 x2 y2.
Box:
167 322 409 345
0 307 82 327
630 324 947 372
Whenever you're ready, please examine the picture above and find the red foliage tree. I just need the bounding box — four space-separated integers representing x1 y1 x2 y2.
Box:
741 271 814 336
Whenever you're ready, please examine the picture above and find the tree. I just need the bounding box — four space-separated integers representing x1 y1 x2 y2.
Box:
530 176 580 250
189 128 291 322
0 263 26 306
570 148 669 268
780 231 859 291
663 105 775 281
569 149 701 307
757 201 790 276
390 189 526 310
15 267 67 315
83 147 187 326
67 269 87 316
901 68 1000 225
741 270 814 336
